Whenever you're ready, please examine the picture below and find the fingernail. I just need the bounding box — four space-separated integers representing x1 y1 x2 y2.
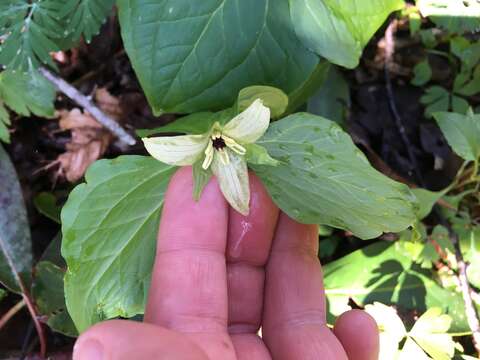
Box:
73 338 104 360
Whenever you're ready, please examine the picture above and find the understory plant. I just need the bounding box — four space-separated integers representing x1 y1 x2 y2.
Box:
0 0 479 358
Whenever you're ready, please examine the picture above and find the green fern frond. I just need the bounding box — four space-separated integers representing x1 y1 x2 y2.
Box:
59 0 116 45
0 0 63 70
0 0 115 71
0 102 12 143
0 69 56 143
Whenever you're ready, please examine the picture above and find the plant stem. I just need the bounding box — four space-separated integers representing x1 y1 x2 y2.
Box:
39 67 136 146
0 299 25 330
0 235 46 357
384 19 425 187
450 230 480 355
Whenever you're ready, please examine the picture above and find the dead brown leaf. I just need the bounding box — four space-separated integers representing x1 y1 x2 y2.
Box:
53 88 121 182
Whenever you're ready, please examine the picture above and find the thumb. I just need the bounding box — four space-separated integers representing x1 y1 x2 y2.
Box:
73 320 209 360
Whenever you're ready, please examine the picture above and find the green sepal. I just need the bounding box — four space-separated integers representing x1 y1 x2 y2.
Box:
192 162 213 201
245 143 279 167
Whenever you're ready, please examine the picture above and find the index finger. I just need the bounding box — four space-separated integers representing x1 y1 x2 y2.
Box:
145 166 229 333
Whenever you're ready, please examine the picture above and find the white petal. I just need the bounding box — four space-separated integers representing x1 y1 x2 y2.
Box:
142 134 208 166
222 99 270 143
211 150 250 215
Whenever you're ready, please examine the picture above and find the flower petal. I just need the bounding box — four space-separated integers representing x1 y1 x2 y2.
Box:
142 134 208 166
211 150 250 215
222 99 270 143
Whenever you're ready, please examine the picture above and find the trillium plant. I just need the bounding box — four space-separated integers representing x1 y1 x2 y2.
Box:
9 0 423 335
143 99 276 215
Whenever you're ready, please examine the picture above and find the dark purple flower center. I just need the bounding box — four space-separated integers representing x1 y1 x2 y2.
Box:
212 137 226 150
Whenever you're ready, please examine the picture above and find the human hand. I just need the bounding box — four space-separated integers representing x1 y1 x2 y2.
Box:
73 167 379 360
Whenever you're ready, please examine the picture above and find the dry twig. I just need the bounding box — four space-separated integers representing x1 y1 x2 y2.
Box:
39 67 136 146
0 299 25 330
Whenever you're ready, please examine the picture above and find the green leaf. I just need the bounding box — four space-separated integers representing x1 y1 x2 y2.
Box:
307 66 350 125
421 86 450 117
323 241 470 332
417 0 480 33
0 69 56 118
137 113 217 138
0 0 61 70
237 86 288 119
32 261 77 337
62 156 176 332
0 102 11 143
117 0 320 114
457 225 480 288
34 192 61 223
58 0 115 46
137 108 236 138
450 37 480 70
451 95 470 114
0 69 55 143
409 12 422 35
0 288 5 302
192 161 212 201
409 308 455 360
252 113 417 239
399 338 430 360
411 60 432 86
411 188 447 220
245 143 279 167
289 0 404 68
0 0 115 70
433 111 480 161
40 232 65 268
319 235 339 259
286 61 330 113
455 65 480 97
419 29 438 48
365 302 406 359
0 144 32 294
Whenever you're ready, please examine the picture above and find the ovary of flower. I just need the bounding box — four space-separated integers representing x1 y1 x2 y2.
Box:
202 130 247 169
142 99 271 215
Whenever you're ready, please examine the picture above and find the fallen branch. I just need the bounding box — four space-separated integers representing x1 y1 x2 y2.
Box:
0 299 25 330
39 67 136 146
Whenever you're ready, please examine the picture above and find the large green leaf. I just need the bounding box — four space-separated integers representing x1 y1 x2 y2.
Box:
323 241 470 332
62 156 176 332
252 113 417 239
307 65 350 124
289 0 404 68
417 0 480 33
433 111 480 161
0 144 32 293
117 0 320 114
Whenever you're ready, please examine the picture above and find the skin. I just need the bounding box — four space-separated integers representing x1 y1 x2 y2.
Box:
73 167 380 360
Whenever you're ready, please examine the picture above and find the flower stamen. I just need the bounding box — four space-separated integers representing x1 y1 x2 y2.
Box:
223 135 246 155
202 141 214 169
218 148 230 165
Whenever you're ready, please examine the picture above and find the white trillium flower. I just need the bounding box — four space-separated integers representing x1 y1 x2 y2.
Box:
142 99 271 215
